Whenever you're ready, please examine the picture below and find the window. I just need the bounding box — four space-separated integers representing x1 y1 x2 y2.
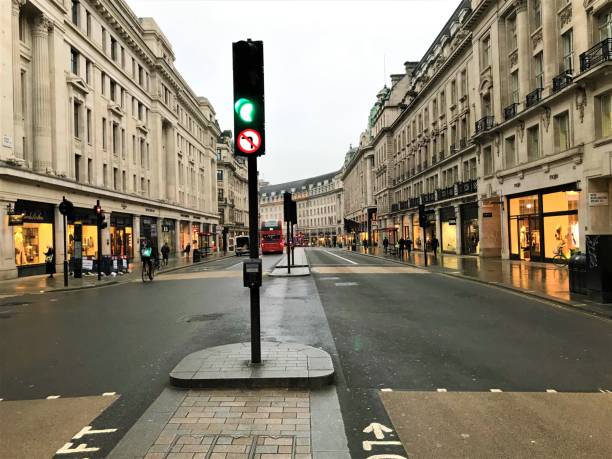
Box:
102 118 106 150
85 59 91 84
133 174 137 191
534 52 544 89
75 154 81 182
110 80 117 102
71 0 79 26
112 123 118 155
460 70 467 98
70 48 79 75
562 30 573 72
527 125 540 161
532 0 542 30
132 136 136 164
86 109 91 143
507 14 517 50
216 148 222 160
73 100 81 138
101 72 106 95
482 94 492 116
217 169 224 181
598 10 612 40
597 92 612 138
505 136 516 167
554 111 570 152
483 146 493 176
511 71 519 103
122 171 126 190
113 167 118 190
111 37 117 62
103 164 108 187
451 80 457 105
481 34 491 69
87 158 92 184
440 91 446 113
86 11 91 37
101 27 107 53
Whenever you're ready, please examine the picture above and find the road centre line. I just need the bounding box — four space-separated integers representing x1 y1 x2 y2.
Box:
322 250 358 265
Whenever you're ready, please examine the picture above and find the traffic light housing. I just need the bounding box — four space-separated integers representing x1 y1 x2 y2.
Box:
232 40 265 157
418 204 427 228
94 202 107 229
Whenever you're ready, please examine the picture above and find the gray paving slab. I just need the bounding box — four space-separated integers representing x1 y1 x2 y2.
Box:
170 342 334 389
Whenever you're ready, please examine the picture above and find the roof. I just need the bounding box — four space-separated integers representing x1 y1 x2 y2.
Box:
259 171 340 196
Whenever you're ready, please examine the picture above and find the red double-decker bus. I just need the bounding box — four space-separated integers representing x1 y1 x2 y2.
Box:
260 220 284 254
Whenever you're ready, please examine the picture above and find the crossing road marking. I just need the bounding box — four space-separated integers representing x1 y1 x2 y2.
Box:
546 389 557 393
72 425 118 439
380 388 393 392
226 262 243 270
335 282 359 287
322 250 358 265
320 277 341 280
437 388 447 392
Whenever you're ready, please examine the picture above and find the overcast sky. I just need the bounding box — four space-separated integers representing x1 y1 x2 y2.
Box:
127 0 458 185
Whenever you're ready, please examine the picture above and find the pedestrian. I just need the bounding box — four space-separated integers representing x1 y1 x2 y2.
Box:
184 243 191 259
398 238 405 257
363 238 368 249
44 246 55 279
383 237 389 254
161 242 170 266
431 236 439 257
406 237 413 256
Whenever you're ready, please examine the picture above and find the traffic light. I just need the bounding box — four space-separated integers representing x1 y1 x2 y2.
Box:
93 200 107 229
418 204 427 228
232 40 265 157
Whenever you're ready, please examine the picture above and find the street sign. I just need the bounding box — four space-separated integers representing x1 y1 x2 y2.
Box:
237 129 262 154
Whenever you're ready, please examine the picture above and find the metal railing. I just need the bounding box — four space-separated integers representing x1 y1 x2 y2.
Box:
475 116 495 134
552 70 573 92
437 185 456 200
399 200 409 210
459 138 467 149
409 197 420 208
457 179 477 195
580 38 612 73
432 154 438 165
526 88 542 108
504 103 518 121
391 203 399 212
450 144 456 155
421 192 436 204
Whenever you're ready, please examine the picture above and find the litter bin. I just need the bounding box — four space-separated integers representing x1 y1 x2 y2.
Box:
192 249 201 263
568 253 587 295
585 235 612 303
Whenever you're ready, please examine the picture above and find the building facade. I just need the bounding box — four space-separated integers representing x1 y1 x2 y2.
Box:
216 131 249 252
0 0 220 278
259 172 344 246
345 0 612 262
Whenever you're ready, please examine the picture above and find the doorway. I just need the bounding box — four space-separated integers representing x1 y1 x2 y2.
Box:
516 216 541 261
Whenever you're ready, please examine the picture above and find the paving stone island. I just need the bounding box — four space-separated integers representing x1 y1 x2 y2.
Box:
170 342 334 389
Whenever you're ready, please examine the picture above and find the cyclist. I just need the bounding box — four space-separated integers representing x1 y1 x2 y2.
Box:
141 239 154 280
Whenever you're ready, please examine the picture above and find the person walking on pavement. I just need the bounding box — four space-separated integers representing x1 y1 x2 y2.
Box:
406 237 413 256
161 242 170 266
431 236 439 258
383 237 389 254
398 238 405 258
44 246 55 279
184 243 191 259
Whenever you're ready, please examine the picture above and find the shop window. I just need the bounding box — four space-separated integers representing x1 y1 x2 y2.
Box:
543 214 579 259
14 224 54 266
554 111 570 152
527 125 540 161
509 195 539 215
543 190 579 213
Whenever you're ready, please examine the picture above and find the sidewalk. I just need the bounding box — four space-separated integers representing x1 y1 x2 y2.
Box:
270 248 310 277
348 246 612 317
0 252 233 296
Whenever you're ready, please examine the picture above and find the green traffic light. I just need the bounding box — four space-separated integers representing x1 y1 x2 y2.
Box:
234 98 255 122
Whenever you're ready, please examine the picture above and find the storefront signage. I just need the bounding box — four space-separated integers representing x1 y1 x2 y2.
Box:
588 192 608 207
8 214 24 226
180 213 190 218
483 212 493 218
2 135 13 148
82 259 93 270
145 207 155 213
448 218 457 225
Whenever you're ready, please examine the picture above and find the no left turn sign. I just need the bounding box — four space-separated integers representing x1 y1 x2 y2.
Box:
237 129 262 154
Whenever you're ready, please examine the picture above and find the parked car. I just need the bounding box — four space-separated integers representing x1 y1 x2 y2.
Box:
235 236 249 256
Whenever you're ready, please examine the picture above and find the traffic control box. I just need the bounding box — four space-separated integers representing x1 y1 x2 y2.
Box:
243 258 262 288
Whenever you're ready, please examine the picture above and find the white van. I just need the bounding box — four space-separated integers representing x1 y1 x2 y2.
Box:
235 236 249 256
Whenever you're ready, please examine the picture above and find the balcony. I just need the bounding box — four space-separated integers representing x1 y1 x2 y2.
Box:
580 38 612 73
438 151 444 161
417 164 422 173
421 192 436 204
449 144 456 155
459 138 467 149
504 103 518 121
409 197 420 208
431 154 438 165
457 179 477 195
475 116 495 134
391 203 400 212
399 200 410 210
552 70 573 93
437 185 455 200
525 88 542 108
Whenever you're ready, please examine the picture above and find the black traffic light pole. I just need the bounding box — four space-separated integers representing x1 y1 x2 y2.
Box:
247 156 261 364
63 213 68 287
96 199 102 281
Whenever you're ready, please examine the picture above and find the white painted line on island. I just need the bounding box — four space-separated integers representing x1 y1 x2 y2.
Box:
437 388 447 392
323 250 358 265
56 443 99 454
46 395 60 399
490 389 502 392
546 389 557 393
363 422 394 440
380 388 393 392
335 282 359 287
102 392 116 396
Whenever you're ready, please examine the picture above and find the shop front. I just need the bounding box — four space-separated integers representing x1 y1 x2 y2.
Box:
192 222 201 250
140 216 159 251
440 206 457 253
110 213 133 260
508 185 580 262
180 221 190 252
161 219 177 253
402 215 411 239
68 208 99 266
461 203 479 255
424 210 436 250
11 200 55 277
412 214 422 249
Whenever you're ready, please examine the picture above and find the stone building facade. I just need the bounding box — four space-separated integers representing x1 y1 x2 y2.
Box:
344 0 612 262
259 172 344 246
0 0 220 278
216 131 249 253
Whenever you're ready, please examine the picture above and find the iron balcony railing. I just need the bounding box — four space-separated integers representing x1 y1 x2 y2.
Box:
438 151 444 161
526 88 543 108
399 200 410 210
432 153 438 165
421 192 436 204
504 103 518 121
457 179 477 195
459 138 467 149
417 164 422 173
552 70 573 92
450 144 456 155
409 197 420 208
437 186 455 200
475 116 495 134
391 203 400 212
580 38 612 73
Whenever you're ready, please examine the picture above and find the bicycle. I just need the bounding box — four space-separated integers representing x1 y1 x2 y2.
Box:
141 258 155 282
552 244 569 267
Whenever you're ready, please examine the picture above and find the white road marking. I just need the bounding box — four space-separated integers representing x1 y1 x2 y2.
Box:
363 422 394 440
72 425 118 439
490 389 502 392
320 277 341 280
226 262 243 270
323 250 358 265
0 398 3 401
546 389 557 393
335 282 358 287
46 395 60 399
365 456 406 459
56 443 99 454
102 392 116 396
50 298 58 302
437 388 447 392
363 440 403 451
380 388 393 392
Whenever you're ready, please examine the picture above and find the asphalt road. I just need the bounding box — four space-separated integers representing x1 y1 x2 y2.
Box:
306 248 612 458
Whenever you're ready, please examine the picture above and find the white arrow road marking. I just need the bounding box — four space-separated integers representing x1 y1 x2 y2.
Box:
363 422 394 440
56 443 99 454
72 425 118 440
323 250 358 264
363 440 403 451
